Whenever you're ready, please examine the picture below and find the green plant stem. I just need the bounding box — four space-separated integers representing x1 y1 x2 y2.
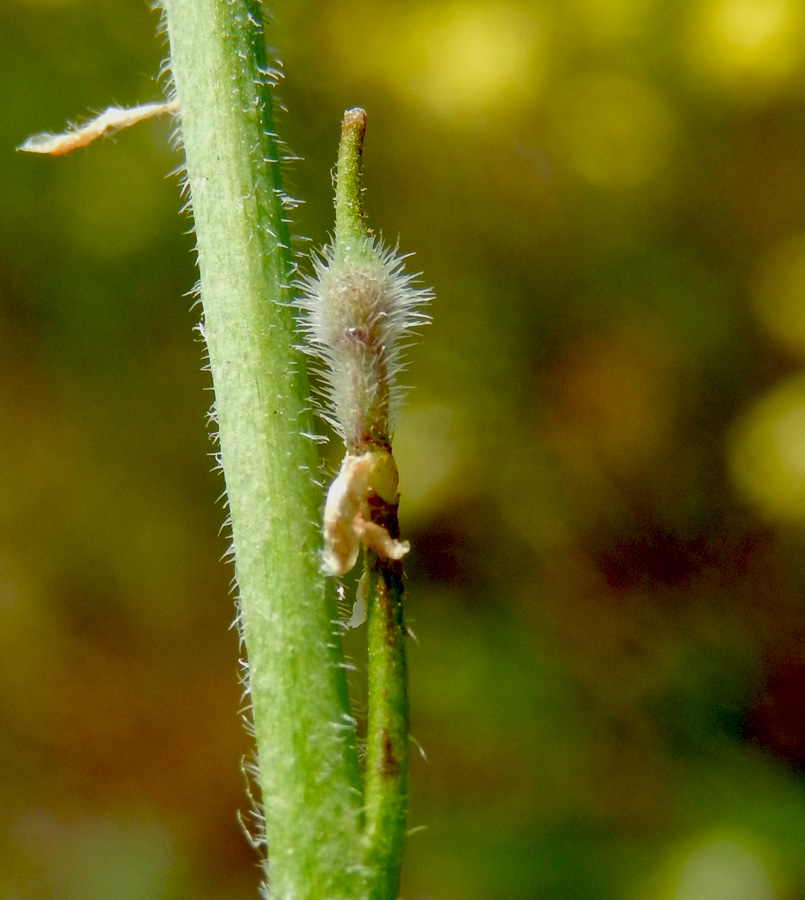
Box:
157 2 365 897
335 109 366 256
335 108 373 267
331 109 411 896
363 509 409 900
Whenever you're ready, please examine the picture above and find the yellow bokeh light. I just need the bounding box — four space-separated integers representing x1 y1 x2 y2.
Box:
646 832 783 900
674 839 776 900
752 232 805 355
570 0 657 45
729 374 805 522
557 73 676 188
326 3 545 116
686 0 804 97
412 4 542 114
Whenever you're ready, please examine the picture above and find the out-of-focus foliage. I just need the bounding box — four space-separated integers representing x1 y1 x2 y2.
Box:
2 1 805 898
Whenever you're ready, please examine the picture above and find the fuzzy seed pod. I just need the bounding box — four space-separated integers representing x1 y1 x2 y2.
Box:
296 108 430 454
297 237 430 452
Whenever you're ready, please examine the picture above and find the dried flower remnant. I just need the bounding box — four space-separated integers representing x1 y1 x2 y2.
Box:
17 100 179 156
322 451 410 577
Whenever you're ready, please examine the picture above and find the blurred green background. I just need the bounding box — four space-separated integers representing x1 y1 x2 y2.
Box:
2 0 805 898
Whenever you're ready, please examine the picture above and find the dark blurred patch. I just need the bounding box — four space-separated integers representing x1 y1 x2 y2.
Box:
742 651 805 772
593 517 764 593
407 502 487 591
596 519 715 591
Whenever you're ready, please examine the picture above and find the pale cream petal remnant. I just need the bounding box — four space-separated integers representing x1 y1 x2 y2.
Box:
18 100 179 156
321 452 409 577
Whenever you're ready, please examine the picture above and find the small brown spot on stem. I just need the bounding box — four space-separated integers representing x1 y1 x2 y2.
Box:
381 731 400 778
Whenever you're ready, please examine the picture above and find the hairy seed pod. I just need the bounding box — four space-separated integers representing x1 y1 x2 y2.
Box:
296 108 430 454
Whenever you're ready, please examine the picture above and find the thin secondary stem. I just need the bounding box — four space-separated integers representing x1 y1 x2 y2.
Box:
325 109 412 893
363 500 409 900
334 108 369 264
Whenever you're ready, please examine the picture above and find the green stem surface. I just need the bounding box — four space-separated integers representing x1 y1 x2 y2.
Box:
363 524 409 900
158 2 365 897
332 111 411 897
335 107 373 266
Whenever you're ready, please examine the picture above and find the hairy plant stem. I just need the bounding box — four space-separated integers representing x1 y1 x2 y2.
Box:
363 527 409 900
335 109 372 266
333 109 410 898
157 2 366 897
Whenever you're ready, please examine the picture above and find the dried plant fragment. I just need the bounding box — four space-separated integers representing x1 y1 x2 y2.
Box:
18 100 179 156
322 451 410 577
